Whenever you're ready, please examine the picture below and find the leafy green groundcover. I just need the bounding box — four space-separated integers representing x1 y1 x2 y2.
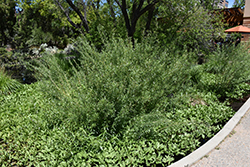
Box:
0 83 235 166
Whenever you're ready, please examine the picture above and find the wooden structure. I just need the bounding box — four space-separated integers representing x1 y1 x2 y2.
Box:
242 0 250 41
213 8 244 27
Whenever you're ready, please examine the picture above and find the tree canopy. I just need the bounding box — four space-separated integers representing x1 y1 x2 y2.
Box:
0 0 17 46
233 0 245 9
0 0 225 50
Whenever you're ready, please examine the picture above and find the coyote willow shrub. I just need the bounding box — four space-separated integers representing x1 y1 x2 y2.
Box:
35 37 191 136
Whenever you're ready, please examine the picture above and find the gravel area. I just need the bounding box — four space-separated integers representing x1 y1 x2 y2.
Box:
192 109 250 167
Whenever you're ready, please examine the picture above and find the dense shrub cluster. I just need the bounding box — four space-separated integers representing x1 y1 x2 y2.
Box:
1 37 250 166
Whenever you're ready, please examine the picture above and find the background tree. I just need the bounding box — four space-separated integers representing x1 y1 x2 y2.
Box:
14 0 77 49
156 0 225 53
200 0 220 9
0 0 17 46
1 0 226 51
54 0 89 33
233 0 245 9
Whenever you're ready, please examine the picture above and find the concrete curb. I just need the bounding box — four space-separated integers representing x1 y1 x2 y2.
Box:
168 97 250 167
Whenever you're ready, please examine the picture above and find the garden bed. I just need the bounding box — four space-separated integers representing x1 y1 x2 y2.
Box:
1 37 250 166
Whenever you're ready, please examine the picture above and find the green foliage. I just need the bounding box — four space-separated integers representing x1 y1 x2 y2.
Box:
225 82 250 99
1 11 250 166
0 68 22 95
0 0 16 46
156 2 225 54
13 0 73 49
34 36 192 136
26 26 54 47
0 47 7 55
198 45 250 97
1 37 240 166
0 76 235 166
0 49 37 84
233 0 245 9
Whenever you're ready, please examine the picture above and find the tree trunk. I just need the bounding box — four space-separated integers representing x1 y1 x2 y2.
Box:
65 0 89 33
107 0 116 26
145 5 155 34
115 0 158 45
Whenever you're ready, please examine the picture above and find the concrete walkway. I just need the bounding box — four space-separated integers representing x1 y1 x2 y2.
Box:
192 108 250 167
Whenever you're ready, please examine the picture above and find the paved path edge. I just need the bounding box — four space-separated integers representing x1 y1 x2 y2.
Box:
168 97 250 167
